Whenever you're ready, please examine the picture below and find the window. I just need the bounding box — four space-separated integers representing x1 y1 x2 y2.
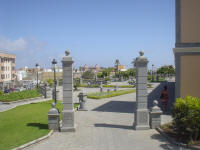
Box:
1 66 5 71
1 74 5 79
12 67 15 70
12 59 15 63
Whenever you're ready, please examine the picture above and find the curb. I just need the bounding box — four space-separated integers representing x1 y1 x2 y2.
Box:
156 127 200 150
2 97 43 104
12 130 54 150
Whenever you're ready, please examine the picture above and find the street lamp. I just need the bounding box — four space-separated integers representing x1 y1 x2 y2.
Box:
35 63 39 88
52 59 57 104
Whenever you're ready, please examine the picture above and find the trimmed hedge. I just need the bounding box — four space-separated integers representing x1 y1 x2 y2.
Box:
0 89 41 102
172 96 200 142
87 89 136 99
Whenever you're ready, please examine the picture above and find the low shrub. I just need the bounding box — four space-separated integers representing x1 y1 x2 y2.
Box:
0 89 41 102
172 96 200 142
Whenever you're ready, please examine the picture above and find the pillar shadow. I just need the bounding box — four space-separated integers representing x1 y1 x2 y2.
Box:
148 82 175 115
92 101 136 113
94 123 133 130
26 123 48 129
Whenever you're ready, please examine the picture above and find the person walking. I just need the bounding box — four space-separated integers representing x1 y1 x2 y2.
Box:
160 86 169 111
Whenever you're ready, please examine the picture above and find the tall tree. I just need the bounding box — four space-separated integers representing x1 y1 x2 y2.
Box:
115 59 120 77
82 71 95 79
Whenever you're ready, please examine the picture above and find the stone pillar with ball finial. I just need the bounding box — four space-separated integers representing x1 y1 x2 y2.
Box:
133 50 150 130
61 50 76 132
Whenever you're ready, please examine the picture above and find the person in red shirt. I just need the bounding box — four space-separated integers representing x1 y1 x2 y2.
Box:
160 86 169 111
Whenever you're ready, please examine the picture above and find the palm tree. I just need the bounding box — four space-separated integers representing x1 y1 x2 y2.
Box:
131 58 136 68
115 59 120 77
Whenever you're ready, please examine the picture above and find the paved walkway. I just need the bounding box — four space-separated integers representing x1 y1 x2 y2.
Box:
26 84 178 150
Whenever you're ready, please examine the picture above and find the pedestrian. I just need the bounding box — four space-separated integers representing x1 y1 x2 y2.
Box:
160 86 169 111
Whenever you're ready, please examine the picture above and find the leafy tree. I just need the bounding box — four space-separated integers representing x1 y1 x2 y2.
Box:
127 68 136 77
97 72 103 78
73 78 80 90
157 65 175 75
82 71 95 79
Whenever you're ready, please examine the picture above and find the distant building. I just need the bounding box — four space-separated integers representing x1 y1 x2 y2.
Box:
79 64 104 73
117 65 126 71
0 51 16 89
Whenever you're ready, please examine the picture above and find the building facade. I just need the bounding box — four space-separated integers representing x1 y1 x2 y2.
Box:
174 0 200 98
79 64 103 72
0 52 16 89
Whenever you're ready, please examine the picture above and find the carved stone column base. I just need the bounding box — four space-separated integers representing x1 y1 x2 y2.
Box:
61 110 76 132
134 109 150 130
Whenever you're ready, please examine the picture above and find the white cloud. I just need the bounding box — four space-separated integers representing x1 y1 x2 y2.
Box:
0 35 47 68
0 36 27 51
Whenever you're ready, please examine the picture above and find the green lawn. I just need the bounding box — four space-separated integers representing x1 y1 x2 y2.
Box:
87 89 136 99
0 89 41 102
0 100 78 150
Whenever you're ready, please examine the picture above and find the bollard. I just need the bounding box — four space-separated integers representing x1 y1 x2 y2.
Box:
150 100 162 129
48 102 60 130
78 92 87 111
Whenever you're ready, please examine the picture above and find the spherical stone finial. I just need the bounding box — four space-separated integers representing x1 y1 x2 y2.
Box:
153 100 158 106
139 50 144 56
65 50 70 56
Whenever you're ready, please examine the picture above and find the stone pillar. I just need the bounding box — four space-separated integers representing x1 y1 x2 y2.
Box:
134 51 150 130
150 100 162 129
61 51 76 132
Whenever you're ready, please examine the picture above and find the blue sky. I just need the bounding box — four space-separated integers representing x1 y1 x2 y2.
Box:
0 0 175 69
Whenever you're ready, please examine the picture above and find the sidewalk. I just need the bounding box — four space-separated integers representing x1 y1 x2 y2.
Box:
26 84 178 150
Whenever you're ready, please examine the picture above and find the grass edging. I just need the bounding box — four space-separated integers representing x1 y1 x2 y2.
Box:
87 89 136 99
156 127 200 150
12 130 54 150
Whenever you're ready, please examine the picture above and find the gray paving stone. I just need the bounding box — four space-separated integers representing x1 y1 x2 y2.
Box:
26 83 178 150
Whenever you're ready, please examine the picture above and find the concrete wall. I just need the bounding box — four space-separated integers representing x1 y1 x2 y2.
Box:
180 0 200 43
180 55 200 97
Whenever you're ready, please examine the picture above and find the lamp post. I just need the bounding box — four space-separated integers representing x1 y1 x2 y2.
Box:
35 63 39 88
52 59 57 104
